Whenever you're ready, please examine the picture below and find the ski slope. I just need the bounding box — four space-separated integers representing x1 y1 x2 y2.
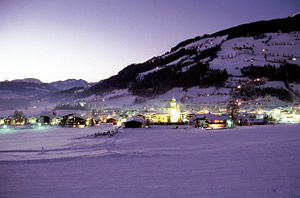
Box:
1 124 300 197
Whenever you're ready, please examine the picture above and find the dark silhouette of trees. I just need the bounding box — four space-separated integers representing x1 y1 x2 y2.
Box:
241 63 300 82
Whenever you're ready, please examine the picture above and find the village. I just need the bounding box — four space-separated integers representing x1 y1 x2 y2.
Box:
1 95 300 131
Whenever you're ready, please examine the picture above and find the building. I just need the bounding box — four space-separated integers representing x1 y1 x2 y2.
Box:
27 117 39 125
191 114 232 129
155 97 181 123
66 116 87 127
106 117 120 125
125 117 144 128
155 113 171 123
4 116 16 125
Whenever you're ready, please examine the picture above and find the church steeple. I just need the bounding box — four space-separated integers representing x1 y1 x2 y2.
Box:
170 96 180 123
171 96 176 109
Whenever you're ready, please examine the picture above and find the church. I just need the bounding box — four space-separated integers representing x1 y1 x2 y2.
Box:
155 97 181 123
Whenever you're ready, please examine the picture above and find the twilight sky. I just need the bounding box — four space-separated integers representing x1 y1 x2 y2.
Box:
0 0 299 83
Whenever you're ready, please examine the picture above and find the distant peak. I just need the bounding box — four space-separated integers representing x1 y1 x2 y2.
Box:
12 78 43 84
290 12 300 17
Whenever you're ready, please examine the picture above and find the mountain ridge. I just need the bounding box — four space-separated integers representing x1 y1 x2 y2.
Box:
77 15 300 101
2 15 300 109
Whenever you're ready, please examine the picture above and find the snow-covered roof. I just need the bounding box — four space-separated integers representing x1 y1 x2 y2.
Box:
125 116 144 123
196 114 229 120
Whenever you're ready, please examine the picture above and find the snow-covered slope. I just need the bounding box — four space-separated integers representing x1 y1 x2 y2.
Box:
209 32 300 76
157 32 300 76
81 15 300 104
81 89 137 108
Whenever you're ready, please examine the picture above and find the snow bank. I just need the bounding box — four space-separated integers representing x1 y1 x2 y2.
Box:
0 125 300 197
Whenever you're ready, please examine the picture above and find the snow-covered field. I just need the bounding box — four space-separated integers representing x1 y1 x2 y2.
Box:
1 125 300 197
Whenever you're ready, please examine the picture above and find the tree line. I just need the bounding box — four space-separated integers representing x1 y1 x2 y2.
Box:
241 63 300 82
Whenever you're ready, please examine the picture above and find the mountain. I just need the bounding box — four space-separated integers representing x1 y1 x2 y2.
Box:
75 15 300 105
50 79 90 90
0 78 91 109
0 81 58 97
2 15 299 109
0 81 58 109
11 78 43 84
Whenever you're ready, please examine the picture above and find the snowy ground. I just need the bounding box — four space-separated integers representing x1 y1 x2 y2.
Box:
1 124 300 197
209 32 300 76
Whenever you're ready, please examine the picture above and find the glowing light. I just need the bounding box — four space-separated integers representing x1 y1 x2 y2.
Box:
171 108 180 123
226 120 233 127
3 125 7 129
117 121 122 126
38 123 42 127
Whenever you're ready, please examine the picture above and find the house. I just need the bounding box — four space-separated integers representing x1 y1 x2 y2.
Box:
141 110 156 121
4 116 16 125
58 113 87 127
106 117 120 125
0 117 5 125
247 113 266 125
62 114 75 120
205 114 231 128
192 114 232 129
66 116 87 127
125 117 144 128
39 111 54 125
51 116 63 125
190 114 208 128
96 113 109 123
235 113 266 125
39 116 50 125
27 117 39 125
235 116 250 126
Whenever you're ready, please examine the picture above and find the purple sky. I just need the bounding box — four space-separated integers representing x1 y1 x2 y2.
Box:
0 0 299 83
